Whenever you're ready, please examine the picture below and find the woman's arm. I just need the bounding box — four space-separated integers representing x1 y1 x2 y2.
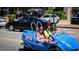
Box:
36 33 42 42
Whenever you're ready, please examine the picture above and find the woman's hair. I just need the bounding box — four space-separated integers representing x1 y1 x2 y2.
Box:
44 24 48 30
39 27 46 39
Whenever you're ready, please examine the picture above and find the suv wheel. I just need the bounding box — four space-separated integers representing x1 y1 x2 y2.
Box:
9 25 14 31
23 45 31 50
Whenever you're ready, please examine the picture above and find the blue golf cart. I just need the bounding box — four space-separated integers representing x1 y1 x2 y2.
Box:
21 22 79 51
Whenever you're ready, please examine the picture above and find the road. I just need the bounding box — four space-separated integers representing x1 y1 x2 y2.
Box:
0 28 79 51
0 39 21 51
0 29 23 51
57 28 79 42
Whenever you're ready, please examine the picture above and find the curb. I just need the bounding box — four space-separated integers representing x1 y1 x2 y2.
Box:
57 24 79 29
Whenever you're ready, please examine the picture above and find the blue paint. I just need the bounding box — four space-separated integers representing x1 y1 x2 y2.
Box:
22 30 79 51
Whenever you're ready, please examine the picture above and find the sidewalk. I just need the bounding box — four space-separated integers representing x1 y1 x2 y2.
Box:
57 20 79 29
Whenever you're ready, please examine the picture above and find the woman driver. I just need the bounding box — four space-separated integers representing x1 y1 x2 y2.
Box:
37 27 57 44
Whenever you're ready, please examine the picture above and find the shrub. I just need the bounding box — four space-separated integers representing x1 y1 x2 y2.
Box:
54 11 64 19
8 14 16 22
45 9 53 14
45 10 65 19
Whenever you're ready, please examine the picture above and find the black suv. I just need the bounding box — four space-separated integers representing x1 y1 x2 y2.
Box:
5 17 48 31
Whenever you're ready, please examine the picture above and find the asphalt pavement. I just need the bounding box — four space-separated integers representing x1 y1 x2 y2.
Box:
0 29 23 51
0 39 21 51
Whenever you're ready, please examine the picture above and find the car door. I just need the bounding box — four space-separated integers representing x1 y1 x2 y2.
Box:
14 18 25 30
13 18 30 30
51 15 57 23
20 18 31 30
21 18 36 30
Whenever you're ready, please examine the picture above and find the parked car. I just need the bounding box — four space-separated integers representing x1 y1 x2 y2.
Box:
71 12 79 24
40 14 60 23
5 17 48 31
0 18 6 27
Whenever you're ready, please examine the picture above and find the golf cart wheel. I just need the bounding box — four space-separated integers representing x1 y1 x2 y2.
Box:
48 46 61 51
9 25 14 31
23 45 31 50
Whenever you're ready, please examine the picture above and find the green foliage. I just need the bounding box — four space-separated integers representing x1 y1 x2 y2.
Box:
54 11 64 19
45 10 65 19
8 14 16 22
46 9 53 14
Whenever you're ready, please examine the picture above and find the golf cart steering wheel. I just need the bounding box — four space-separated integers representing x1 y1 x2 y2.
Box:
31 22 37 31
31 21 43 32
37 21 43 28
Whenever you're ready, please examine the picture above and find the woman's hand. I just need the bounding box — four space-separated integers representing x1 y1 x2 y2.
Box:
51 31 56 35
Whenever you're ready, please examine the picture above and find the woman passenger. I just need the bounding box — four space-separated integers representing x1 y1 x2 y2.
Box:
37 27 57 45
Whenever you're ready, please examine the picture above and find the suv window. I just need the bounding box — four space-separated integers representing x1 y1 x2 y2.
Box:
75 13 79 17
51 15 56 17
28 18 36 21
43 15 50 18
18 17 29 22
18 19 28 22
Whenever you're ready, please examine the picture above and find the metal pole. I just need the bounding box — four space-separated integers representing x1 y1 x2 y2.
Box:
53 15 56 31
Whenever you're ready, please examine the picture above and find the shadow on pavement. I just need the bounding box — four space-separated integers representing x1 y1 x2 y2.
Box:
18 47 38 51
18 48 32 51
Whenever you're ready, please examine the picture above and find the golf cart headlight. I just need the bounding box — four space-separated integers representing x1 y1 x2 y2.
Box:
61 41 65 43
25 36 32 40
65 43 72 48
62 41 72 48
